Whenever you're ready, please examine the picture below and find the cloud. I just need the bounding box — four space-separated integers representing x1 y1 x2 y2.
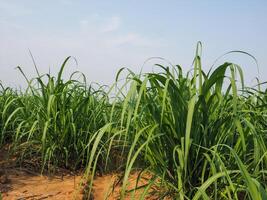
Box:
79 15 121 33
78 15 159 47
101 16 121 32
109 33 155 47
79 19 90 29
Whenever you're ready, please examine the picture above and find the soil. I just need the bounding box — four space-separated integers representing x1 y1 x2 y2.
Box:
0 169 82 200
0 146 155 200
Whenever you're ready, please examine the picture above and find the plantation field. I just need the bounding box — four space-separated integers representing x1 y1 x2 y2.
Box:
0 44 267 199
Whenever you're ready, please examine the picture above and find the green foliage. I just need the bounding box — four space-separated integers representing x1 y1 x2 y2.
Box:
0 44 267 199
113 43 267 199
0 57 111 171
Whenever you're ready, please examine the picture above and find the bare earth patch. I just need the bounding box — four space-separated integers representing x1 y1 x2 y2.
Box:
0 170 153 200
1 170 82 200
0 147 156 200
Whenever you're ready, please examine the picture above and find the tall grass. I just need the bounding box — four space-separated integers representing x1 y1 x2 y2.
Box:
112 43 267 199
1 57 112 172
0 44 266 199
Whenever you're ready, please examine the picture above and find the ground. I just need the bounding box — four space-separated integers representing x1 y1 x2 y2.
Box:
0 146 154 200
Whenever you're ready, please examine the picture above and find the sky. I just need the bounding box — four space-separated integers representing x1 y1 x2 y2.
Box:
0 0 267 88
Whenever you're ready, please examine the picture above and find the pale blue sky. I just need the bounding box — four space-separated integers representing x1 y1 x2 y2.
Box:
0 0 266 87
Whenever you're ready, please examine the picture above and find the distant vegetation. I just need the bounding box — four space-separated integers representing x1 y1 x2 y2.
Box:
1 43 267 199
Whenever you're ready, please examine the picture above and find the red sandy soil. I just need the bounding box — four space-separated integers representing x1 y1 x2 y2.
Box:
0 170 152 200
0 147 156 200
0 170 82 200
